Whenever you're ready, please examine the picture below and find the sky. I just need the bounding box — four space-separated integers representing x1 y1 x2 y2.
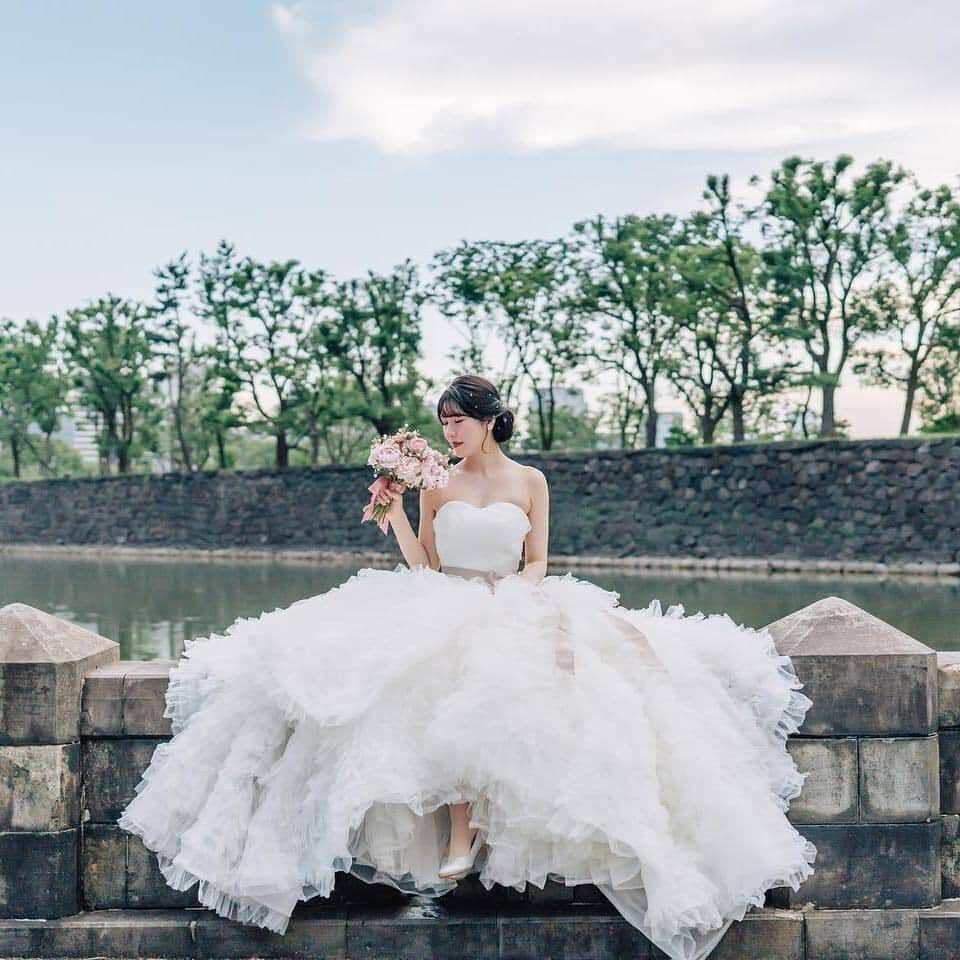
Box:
2 0 958 438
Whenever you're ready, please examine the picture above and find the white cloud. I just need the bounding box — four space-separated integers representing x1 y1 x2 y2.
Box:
271 0 960 174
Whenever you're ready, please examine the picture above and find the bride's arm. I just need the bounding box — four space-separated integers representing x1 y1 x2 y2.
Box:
519 467 549 584
384 487 437 570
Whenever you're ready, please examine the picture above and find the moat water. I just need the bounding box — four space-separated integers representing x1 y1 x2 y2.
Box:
2 553 957 660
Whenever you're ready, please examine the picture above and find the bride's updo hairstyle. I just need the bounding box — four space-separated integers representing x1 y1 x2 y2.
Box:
437 375 515 444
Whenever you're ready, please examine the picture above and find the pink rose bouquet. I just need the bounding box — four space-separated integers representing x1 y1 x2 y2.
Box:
362 426 452 534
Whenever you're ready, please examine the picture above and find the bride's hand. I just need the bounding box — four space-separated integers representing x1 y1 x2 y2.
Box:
375 480 406 517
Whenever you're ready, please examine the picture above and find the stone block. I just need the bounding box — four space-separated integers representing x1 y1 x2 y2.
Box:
766 597 937 737
709 908 804 960
805 907 920 960
82 737 165 822
786 737 858 824
0 742 78 831
194 905 347 958
788 822 941 909
345 900 499 960
940 730 960 814
126 833 198 909
0 828 77 918
122 660 175 735
81 823 126 909
499 907 650 959
940 815 960 898
0 603 118 745
937 652 960 727
0 909 196 957
81 661 175 737
919 899 960 959
860 735 939 822
80 664 125 736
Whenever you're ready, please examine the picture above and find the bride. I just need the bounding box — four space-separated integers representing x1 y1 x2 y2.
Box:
118 374 817 960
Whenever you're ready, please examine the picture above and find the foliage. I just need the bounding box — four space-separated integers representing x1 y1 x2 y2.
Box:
757 154 907 437
4 153 960 477
0 316 70 477
317 260 432 438
570 213 682 448
431 239 591 450
59 295 163 474
852 180 960 434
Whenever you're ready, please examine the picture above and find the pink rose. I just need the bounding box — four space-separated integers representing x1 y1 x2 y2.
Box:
421 459 445 488
371 443 401 469
397 456 421 484
407 436 428 456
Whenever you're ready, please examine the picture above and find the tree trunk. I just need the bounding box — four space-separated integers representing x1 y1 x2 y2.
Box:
701 416 716 445
730 391 745 442
117 439 130 474
174 408 192 472
216 431 228 470
644 385 658 448
10 436 20 478
820 383 837 437
900 376 918 436
276 431 289 470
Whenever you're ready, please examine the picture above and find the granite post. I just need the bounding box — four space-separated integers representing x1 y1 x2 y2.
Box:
0 602 118 919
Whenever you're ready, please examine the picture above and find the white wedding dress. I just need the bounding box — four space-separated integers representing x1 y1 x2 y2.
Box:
118 499 817 960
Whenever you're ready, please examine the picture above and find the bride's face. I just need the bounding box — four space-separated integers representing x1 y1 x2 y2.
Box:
440 408 495 458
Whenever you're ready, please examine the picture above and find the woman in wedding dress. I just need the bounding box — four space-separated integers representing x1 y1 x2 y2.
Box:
118 374 817 960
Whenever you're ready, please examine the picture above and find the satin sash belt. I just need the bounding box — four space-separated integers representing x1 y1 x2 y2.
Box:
441 565 506 584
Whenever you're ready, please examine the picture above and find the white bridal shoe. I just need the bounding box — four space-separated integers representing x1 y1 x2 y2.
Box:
438 828 484 880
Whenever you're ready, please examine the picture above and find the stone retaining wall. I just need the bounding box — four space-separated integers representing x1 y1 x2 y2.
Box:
4 596 960 957
1 436 959 563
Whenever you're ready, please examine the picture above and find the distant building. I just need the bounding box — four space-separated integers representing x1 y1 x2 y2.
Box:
654 410 683 447
40 412 100 464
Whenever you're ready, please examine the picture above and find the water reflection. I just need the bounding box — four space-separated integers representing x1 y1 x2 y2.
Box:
2 552 958 659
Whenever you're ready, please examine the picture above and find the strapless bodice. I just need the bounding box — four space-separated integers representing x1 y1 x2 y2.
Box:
433 500 532 577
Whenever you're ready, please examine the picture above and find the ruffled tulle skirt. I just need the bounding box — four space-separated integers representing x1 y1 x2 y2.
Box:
117 564 817 960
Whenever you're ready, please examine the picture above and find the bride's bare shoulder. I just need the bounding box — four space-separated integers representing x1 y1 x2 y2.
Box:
521 462 548 490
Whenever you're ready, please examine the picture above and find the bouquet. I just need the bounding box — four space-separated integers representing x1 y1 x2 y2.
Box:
362 426 452 534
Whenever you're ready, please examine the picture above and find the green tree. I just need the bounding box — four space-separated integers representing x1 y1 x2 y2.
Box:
151 252 239 471
852 180 960 434
430 240 502 384
433 239 587 450
0 316 70 478
571 214 681 448
595 371 647 449
197 240 323 469
916 325 960 434
675 175 798 442
319 260 432 437
60 295 162 474
519 403 602 452
758 154 906 437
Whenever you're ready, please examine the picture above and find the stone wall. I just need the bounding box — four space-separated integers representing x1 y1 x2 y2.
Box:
1 436 959 563
4 595 960 957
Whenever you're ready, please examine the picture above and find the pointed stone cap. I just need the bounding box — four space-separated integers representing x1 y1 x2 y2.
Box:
0 603 119 744
766 596 933 657
765 596 936 736
0 602 118 664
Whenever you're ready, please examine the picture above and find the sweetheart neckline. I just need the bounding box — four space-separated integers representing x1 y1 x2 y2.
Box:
435 499 530 522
